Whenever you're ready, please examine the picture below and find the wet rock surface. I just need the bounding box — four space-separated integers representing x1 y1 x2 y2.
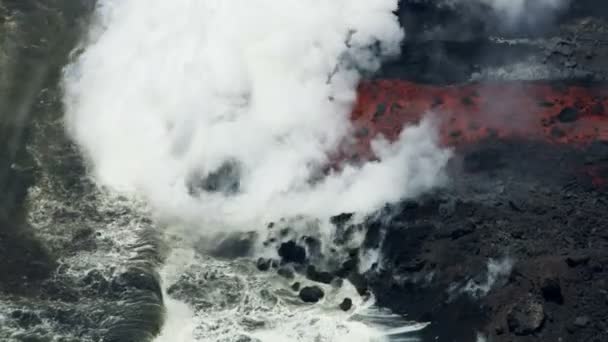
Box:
506 296 546 335
299 286 324 303
339 298 353 311
368 140 608 342
267 139 608 342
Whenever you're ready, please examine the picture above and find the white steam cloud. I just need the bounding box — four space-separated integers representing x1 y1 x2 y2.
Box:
63 0 450 230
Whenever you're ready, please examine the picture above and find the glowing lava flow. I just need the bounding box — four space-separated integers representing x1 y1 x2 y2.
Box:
353 80 608 147
352 80 608 185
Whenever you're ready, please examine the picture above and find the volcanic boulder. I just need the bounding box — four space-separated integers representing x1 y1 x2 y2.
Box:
339 298 353 311
507 296 546 335
306 265 334 284
256 258 271 271
278 241 306 264
540 276 563 304
299 286 324 303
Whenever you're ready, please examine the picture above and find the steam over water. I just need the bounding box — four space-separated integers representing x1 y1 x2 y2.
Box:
62 0 450 341
63 0 449 229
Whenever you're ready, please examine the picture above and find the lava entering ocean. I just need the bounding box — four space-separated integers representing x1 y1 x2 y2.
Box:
351 80 608 186
353 80 608 149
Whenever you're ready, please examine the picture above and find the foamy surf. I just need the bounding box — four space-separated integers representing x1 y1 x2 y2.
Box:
154 242 428 342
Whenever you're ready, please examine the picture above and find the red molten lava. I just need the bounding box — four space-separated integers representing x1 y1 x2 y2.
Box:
352 80 608 148
351 80 608 186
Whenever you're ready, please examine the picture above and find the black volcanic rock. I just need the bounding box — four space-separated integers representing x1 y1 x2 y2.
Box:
278 241 306 264
573 316 590 328
557 107 580 123
507 296 546 336
256 258 271 271
362 140 608 342
277 266 295 279
339 298 353 311
565 254 590 267
299 286 324 303
291 282 301 292
541 276 563 304
330 213 353 227
306 265 334 284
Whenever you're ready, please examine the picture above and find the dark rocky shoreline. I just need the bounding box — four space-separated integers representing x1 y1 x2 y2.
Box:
262 139 608 342
0 1 607 342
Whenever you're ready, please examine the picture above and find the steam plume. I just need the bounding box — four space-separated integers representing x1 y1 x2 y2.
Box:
63 0 450 230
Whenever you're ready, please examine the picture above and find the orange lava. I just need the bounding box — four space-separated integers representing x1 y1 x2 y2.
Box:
351 80 608 187
352 80 608 150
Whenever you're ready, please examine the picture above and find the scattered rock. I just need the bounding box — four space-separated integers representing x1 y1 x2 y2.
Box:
306 265 334 284
507 296 545 335
557 107 580 123
196 159 241 195
541 276 564 304
566 254 590 267
336 257 358 278
567 316 592 334
277 266 294 279
574 316 590 328
339 298 353 311
330 213 354 227
299 286 324 303
291 282 301 292
256 258 271 271
278 241 306 264
236 335 261 342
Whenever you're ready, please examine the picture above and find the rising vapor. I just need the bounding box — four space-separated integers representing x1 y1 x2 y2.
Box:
63 0 450 230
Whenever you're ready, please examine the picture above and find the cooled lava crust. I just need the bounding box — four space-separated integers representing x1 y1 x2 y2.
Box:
345 81 608 342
